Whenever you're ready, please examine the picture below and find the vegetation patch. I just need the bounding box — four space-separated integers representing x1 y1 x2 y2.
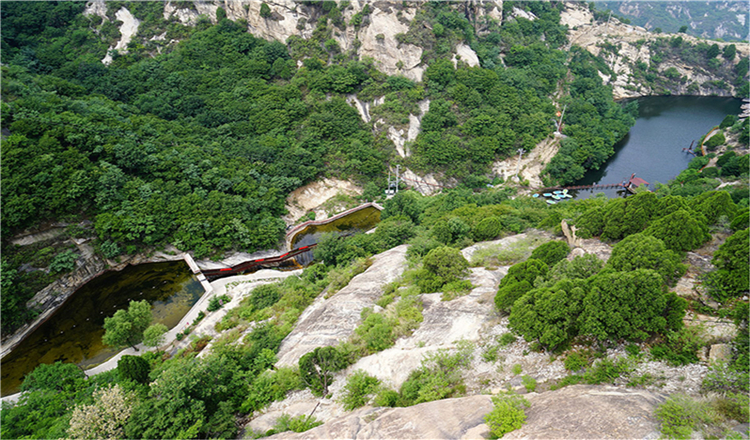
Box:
484 392 531 439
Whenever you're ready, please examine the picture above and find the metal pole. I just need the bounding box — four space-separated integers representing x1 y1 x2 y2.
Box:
396 165 400 193
558 104 566 132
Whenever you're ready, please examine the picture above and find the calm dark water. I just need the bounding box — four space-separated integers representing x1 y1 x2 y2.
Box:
1 261 202 396
291 206 381 265
570 96 742 199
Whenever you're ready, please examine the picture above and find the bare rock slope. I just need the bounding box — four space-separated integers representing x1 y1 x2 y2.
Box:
266 385 665 440
505 385 665 439
267 395 494 440
276 245 409 367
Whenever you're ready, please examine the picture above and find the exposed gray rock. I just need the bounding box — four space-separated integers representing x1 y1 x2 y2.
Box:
504 385 666 439
561 219 582 248
276 245 409 367
265 395 494 440
709 343 733 363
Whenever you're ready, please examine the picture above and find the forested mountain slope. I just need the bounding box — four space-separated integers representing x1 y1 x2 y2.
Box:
1 1 747 338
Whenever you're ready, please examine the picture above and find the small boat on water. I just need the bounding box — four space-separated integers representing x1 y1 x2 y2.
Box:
553 190 563 194
532 194 539 198
546 200 556 205
543 193 553 197
564 194 573 198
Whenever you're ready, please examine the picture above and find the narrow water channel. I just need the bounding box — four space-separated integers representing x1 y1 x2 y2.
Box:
1 261 202 396
570 96 743 199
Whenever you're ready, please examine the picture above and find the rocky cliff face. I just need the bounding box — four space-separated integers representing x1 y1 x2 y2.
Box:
157 0 497 83
562 3 750 100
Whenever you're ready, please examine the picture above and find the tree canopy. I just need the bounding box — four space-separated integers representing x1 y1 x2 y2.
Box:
102 300 153 351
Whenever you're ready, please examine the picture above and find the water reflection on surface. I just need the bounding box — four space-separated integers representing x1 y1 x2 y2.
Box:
1 261 202 396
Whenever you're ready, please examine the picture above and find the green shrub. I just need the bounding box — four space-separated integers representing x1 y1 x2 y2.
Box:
416 246 469 293
499 333 517 347
441 280 473 301
655 394 716 440
529 240 570 266
398 346 473 406
474 216 503 241
259 3 272 18
49 249 79 273
546 254 603 284
650 326 705 366
702 361 750 394
511 364 522 375
355 310 396 353
374 388 400 407
248 283 282 311
272 414 323 433
207 296 223 312
241 367 301 414
482 344 500 362
341 370 381 410
713 392 749 423
585 358 632 384
564 352 589 372
704 132 726 150
521 375 537 392
484 392 530 438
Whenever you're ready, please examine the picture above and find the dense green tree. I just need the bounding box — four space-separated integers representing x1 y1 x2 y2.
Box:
142 323 168 348
643 210 711 252
707 43 721 58
381 191 424 224
694 191 737 225
730 208 749 232
707 229 750 301
125 353 248 439
509 278 587 351
495 259 548 313
369 215 416 252
607 233 687 285
118 355 151 384
473 216 503 241
102 300 152 351
581 269 676 342
416 246 470 293
1 361 88 439
529 240 570 266
299 346 349 397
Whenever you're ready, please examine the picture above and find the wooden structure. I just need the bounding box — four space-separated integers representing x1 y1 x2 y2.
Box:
539 173 650 194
